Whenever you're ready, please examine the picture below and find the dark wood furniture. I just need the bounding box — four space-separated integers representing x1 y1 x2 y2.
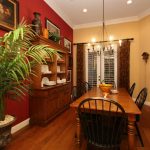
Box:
29 37 71 125
135 87 147 147
71 81 91 102
128 82 136 97
30 83 71 125
70 87 141 150
78 97 126 150
31 36 69 88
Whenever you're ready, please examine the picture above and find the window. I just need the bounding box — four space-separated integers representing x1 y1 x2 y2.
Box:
88 52 97 87
85 44 117 88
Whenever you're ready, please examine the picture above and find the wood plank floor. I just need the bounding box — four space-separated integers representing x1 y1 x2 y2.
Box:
6 105 150 150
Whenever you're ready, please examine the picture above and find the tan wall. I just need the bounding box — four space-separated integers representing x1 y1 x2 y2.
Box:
139 15 150 102
73 15 150 101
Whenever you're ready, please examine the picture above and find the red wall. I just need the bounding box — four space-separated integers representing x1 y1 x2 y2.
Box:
0 0 73 124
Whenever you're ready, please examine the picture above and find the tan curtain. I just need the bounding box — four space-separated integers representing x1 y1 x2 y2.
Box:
118 40 130 90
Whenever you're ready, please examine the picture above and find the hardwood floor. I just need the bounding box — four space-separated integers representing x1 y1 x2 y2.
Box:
6 105 150 150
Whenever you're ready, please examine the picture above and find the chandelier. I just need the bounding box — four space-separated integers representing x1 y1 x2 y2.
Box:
87 0 121 55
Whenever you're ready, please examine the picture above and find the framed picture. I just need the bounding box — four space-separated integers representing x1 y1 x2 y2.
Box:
45 18 60 36
0 0 19 31
67 70 72 82
64 38 71 53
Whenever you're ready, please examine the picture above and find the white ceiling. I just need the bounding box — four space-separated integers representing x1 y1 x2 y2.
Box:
44 0 150 28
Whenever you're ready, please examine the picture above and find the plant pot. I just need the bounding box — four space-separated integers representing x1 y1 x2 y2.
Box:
0 115 15 149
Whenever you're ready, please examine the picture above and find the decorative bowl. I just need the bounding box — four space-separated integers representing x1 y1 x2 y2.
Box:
99 84 113 93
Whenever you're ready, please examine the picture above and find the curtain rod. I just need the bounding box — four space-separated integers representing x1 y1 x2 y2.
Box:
73 38 134 45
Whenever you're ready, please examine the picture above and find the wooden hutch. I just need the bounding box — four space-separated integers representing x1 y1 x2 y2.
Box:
29 36 71 126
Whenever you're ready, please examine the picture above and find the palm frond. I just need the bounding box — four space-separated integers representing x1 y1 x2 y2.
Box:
0 19 58 120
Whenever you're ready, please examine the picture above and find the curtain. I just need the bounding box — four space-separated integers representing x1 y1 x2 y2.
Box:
118 40 130 90
77 44 84 86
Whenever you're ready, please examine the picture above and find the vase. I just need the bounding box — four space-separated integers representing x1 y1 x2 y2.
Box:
32 12 42 35
43 28 49 39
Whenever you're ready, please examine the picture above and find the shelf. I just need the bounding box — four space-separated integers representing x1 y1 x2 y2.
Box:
57 61 65 64
35 36 69 52
30 36 72 126
42 73 55 77
44 57 54 63
31 36 70 89
43 84 57 87
57 72 66 74
33 82 69 90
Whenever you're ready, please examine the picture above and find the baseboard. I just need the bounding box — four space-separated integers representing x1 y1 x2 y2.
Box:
145 101 150 106
11 118 30 134
132 97 136 101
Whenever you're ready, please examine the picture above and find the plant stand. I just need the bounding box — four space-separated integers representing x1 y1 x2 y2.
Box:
0 115 15 148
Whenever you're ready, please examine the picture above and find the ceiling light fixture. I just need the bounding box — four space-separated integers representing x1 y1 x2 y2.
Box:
109 35 114 42
101 0 114 52
87 0 115 55
87 0 125 55
83 8 87 13
91 38 96 43
127 0 132 5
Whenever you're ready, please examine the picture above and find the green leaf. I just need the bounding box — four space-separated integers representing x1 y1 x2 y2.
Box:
0 19 58 119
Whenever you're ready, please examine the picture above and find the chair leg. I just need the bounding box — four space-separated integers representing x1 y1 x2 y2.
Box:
135 123 144 147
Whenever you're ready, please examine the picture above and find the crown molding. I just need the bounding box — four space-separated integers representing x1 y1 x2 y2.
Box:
44 0 74 28
105 16 139 25
43 0 150 30
73 8 150 29
73 21 102 29
73 16 139 29
138 8 150 20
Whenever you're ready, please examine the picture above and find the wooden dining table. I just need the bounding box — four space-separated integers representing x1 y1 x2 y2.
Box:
70 87 141 150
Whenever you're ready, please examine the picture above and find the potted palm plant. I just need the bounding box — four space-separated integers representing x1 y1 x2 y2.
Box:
0 20 57 148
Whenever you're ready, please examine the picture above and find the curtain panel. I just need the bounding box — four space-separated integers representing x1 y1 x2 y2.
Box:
77 44 84 86
118 40 130 90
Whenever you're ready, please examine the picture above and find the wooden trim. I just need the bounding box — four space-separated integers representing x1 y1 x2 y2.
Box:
73 38 134 45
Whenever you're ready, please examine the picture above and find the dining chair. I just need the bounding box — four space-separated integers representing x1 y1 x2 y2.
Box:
78 80 91 91
71 81 91 101
128 83 136 97
78 97 126 150
71 83 90 102
71 85 86 100
82 81 91 91
135 87 147 147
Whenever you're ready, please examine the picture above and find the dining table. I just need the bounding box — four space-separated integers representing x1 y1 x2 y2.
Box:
70 86 141 150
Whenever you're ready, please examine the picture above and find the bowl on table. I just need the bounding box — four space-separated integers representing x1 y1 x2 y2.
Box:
99 84 113 93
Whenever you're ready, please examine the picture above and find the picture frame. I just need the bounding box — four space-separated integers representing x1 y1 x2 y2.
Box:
0 0 19 31
67 70 72 82
45 18 60 37
64 38 71 53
